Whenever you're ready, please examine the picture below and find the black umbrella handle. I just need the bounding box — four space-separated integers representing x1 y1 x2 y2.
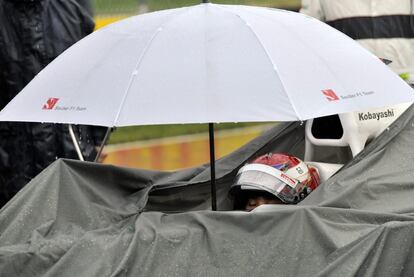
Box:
209 123 217 211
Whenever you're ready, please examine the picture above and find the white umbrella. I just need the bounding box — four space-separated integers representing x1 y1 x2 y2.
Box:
0 3 413 209
0 3 412 126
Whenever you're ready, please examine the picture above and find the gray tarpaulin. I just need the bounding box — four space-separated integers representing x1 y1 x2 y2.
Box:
1 105 414 276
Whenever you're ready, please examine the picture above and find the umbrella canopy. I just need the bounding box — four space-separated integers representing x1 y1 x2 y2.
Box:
0 3 412 126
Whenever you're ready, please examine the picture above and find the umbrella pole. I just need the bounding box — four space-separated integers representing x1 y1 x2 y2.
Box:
204 0 213 210
209 123 217 211
68 124 85 161
94 127 112 162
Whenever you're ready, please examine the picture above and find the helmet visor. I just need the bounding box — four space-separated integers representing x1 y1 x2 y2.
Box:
233 164 301 204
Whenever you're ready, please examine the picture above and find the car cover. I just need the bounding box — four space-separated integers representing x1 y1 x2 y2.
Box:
1 105 414 276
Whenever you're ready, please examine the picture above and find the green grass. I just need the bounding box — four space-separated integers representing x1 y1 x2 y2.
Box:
148 0 300 10
93 0 300 15
93 0 138 14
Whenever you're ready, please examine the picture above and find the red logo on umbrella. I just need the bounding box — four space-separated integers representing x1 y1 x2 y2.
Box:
322 89 340 101
42 98 59 110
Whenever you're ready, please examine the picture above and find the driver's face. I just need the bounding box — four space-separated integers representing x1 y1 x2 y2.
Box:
245 196 284 211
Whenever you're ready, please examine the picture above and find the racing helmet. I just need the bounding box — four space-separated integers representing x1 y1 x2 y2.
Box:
230 153 320 205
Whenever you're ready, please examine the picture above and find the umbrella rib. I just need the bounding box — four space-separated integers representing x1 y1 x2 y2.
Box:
214 4 302 120
113 7 193 126
237 7 357 118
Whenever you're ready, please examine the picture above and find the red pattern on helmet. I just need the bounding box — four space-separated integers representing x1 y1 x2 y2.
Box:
252 153 320 192
307 166 320 191
252 153 300 171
